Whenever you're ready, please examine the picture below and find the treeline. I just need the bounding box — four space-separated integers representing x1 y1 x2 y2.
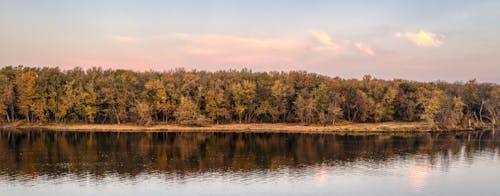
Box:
0 66 498 129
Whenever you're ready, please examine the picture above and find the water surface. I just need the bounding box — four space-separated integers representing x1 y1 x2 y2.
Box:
0 130 498 195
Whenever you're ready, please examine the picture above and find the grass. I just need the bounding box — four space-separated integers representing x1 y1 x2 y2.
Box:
1 121 433 133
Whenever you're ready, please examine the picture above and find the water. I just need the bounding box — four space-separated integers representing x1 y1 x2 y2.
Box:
0 130 498 196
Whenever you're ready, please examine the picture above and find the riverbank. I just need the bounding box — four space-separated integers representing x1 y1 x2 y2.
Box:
0 121 438 133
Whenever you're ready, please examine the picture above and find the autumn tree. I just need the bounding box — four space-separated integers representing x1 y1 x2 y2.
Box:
174 96 209 126
420 90 443 128
133 101 153 126
230 80 256 123
294 94 308 123
0 66 497 129
314 83 330 125
0 75 9 122
255 100 273 122
144 79 167 121
205 86 230 124
294 92 315 124
16 71 37 122
327 102 343 125
270 79 294 122
394 82 424 121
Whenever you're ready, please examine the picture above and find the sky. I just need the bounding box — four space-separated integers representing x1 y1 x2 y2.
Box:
0 0 499 83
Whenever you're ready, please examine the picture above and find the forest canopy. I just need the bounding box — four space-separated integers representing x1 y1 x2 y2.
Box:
0 66 498 129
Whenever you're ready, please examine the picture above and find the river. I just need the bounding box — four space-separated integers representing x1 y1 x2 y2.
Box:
0 130 498 195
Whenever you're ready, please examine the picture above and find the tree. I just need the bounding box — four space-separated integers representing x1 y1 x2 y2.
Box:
314 83 329 125
16 71 37 122
0 67 17 122
83 81 98 123
255 100 273 122
144 79 167 121
294 93 316 124
294 94 308 123
230 80 256 123
174 96 209 126
462 80 481 123
270 80 294 122
420 90 467 130
353 90 370 122
380 86 397 121
205 87 230 124
482 87 499 127
327 102 343 125
452 96 465 127
420 90 442 128
97 71 130 124
394 82 423 121
133 101 153 126
0 75 9 122
0 66 497 129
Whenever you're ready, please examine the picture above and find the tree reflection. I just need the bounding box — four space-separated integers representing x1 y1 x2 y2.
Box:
0 130 498 180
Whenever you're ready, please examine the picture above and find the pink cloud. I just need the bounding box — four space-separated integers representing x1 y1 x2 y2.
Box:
171 33 305 52
354 42 376 56
99 32 378 69
110 35 140 43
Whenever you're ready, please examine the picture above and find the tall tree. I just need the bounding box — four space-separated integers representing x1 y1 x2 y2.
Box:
174 96 208 126
230 80 256 123
205 87 230 124
270 79 294 122
294 93 308 123
420 90 443 128
16 71 37 122
144 79 167 121
0 75 9 122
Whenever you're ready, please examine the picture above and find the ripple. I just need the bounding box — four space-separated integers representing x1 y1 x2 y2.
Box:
0 131 499 195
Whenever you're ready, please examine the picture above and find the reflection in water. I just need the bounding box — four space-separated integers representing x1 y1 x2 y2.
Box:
312 164 329 187
0 130 498 195
408 161 430 192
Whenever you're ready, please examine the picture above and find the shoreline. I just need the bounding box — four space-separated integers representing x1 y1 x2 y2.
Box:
0 122 441 133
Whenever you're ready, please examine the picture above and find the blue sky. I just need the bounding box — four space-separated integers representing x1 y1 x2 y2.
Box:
0 0 499 83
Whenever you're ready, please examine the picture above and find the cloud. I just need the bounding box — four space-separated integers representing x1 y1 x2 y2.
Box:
396 30 444 48
111 35 140 43
136 33 310 66
171 33 304 52
354 42 376 56
309 31 343 50
103 31 376 68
